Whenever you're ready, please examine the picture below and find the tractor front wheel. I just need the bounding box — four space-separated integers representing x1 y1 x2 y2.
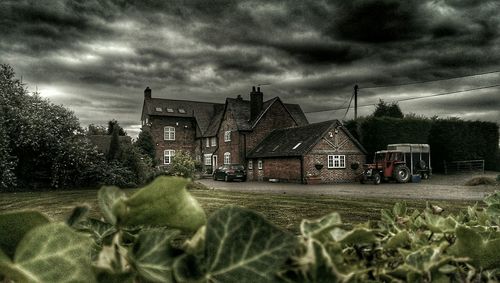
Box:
394 165 410 183
373 173 381 185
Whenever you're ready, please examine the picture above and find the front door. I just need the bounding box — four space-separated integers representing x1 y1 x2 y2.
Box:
212 155 217 174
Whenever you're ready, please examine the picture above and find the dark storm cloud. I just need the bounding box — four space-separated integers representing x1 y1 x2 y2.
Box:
1 0 499 137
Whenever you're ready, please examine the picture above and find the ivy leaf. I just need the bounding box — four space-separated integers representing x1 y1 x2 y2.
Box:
483 191 500 206
66 205 90 227
117 176 206 231
98 186 127 225
384 231 411 250
202 207 297 283
332 228 378 245
448 226 500 269
424 212 457 233
393 202 407 217
300 212 342 238
130 228 180 283
0 211 50 258
486 203 500 218
0 222 95 283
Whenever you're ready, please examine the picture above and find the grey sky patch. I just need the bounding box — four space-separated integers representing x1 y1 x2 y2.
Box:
0 0 498 137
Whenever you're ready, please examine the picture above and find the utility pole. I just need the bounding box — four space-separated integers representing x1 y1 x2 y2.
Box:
354 84 358 120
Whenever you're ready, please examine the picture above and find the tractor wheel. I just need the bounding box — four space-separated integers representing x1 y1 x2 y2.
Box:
373 173 381 185
394 165 410 183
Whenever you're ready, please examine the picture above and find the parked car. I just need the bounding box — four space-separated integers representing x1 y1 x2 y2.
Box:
213 164 246 182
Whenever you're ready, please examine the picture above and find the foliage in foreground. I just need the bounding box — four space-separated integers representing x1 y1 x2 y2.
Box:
0 177 500 282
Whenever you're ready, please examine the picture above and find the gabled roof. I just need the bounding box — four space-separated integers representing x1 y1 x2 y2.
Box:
247 120 367 158
142 93 309 137
142 98 224 137
225 97 309 131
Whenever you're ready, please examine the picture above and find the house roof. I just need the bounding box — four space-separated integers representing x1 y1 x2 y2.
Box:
247 120 367 158
143 95 309 136
142 98 224 137
226 97 309 131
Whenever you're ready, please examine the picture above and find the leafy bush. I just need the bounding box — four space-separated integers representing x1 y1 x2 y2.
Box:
464 176 497 186
170 151 196 178
1 177 500 282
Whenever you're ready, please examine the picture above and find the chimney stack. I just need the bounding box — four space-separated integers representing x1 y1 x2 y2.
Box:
250 86 263 121
144 87 152 99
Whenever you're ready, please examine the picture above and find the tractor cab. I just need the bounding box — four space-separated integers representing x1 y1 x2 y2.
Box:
362 150 410 185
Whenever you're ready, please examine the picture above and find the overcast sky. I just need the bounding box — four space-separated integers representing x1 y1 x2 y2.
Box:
1 0 499 137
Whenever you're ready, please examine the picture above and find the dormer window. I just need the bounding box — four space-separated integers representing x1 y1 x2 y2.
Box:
164 126 175 140
178 108 186 113
155 107 162 112
210 137 217 146
166 108 174 113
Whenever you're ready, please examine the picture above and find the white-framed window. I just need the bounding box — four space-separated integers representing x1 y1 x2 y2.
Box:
211 137 217 147
328 155 345 169
224 131 231 142
224 152 231 164
164 126 175 140
204 154 212 165
248 160 253 170
258 160 263 170
205 138 210 148
164 150 175 165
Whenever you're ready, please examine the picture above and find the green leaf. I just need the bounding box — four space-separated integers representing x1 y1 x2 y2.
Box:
0 222 95 283
130 228 179 283
449 226 500 269
0 211 50 258
66 205 90 227
486 203 500 218
202 207 297 283
333 228 378 245
98 186 127 225
483 191 500 206
384 231 411 250
424 212 457 233
393 202 407 217
118 176 206 231
300 212 342 238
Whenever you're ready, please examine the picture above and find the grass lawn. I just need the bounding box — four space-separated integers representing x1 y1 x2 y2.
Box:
0 188 480 234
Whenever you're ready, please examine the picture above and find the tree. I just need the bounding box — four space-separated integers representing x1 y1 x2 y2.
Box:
135 127 156 166
107 125 120 161
373 99 404 118
0 64 109 189
86 124 107 135
107 119 127 136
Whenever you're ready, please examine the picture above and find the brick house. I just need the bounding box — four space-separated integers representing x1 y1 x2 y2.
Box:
141 86 307 170
246 120 367 183
140 86 365 183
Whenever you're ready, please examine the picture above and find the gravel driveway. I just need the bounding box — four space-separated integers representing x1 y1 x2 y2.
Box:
198 173 499 201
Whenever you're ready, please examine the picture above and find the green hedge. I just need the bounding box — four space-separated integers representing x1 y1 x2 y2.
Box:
345 117 499 172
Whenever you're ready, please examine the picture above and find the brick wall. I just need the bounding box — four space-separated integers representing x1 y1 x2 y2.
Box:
148 116 197 165
304 127 366 183
246 101 297 152
216 110 242 165
247 158 302 183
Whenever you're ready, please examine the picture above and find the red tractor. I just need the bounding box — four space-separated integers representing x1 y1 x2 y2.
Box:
360 150 411 185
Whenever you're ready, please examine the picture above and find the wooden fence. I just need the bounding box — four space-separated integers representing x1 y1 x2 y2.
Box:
443 160 485 174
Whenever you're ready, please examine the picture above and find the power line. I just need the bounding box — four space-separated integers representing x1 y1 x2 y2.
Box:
304 83 500 114
360 70 500 90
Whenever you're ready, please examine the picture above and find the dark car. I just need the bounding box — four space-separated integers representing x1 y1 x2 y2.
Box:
213 164 246 182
